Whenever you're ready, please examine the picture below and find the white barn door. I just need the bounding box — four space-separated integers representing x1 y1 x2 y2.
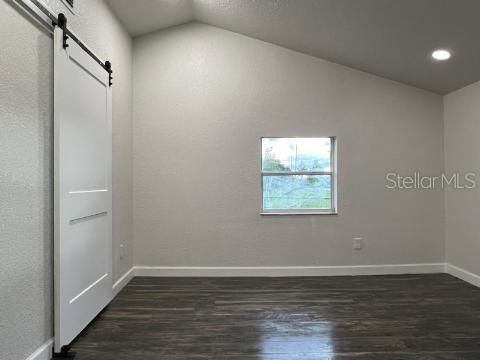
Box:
53 26 113 353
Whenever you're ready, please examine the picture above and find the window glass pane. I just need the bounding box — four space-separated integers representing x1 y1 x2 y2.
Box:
262 138 331 172
263 175 332 210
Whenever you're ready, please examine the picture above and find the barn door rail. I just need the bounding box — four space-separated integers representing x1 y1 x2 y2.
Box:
27 0 113 86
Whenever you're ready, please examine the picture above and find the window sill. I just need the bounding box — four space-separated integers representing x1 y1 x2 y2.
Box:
261 211 338 216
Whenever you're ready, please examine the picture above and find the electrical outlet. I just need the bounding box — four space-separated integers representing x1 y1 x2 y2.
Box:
353 237 363 250
120 244 125 259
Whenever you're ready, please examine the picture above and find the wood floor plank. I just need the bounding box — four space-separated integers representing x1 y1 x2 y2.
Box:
71 274 480 359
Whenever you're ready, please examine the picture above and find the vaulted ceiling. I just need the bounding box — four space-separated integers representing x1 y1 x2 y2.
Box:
106 0 480 94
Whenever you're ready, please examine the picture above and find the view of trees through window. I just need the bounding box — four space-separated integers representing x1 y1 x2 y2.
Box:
262 138 333 210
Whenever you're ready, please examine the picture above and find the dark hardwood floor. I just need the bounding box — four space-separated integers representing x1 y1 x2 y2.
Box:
71 274 480 359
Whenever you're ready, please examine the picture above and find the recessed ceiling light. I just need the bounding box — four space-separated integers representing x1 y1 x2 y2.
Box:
432 49 451 61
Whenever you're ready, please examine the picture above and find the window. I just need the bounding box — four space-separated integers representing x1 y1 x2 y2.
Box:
261 137 336 214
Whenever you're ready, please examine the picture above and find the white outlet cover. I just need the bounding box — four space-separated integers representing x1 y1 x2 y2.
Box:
353 237 363 250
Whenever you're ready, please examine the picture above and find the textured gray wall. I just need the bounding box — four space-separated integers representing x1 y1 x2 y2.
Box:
133 23 445 268
444 80 480 276
0 1 133 359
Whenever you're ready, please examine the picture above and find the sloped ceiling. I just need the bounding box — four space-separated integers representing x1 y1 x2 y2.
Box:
106 0 480 94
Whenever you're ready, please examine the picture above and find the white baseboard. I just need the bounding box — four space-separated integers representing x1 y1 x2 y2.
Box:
133 263 444 277
112 267 135 297
25 338 53 360
445 263 480 288
24 269 134 360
